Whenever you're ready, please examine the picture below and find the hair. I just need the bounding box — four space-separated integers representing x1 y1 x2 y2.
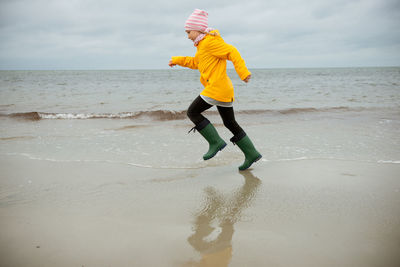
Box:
205 31 218 36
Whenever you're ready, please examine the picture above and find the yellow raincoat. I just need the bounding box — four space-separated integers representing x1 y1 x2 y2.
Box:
171 30 251 103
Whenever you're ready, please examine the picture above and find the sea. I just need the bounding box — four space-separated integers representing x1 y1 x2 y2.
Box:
0 67 399 168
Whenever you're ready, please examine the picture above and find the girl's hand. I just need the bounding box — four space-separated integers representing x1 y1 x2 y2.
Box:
243 74 251 83
168 60 176 67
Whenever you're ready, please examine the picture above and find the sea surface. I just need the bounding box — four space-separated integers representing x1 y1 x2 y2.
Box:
0 68 399 168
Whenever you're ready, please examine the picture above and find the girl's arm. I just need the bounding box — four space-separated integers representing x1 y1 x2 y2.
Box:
169 56 198 69
206 38 251 81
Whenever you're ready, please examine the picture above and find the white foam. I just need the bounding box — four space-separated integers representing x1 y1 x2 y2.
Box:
261 157 309 163
378 160 400 164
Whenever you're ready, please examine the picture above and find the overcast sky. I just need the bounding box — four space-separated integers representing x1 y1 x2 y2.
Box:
0 0 399 69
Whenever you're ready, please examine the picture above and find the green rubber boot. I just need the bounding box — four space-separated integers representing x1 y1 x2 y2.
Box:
231 133 262 171
196 120 227 160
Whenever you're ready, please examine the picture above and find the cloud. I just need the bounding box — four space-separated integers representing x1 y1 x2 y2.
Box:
0 0 399 69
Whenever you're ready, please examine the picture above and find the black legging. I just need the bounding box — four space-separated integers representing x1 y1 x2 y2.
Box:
187 96 244 136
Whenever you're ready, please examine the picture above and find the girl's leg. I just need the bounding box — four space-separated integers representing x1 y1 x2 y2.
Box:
187 96 213 126
217 106 262 170
216 106 244 136
187 96 226 160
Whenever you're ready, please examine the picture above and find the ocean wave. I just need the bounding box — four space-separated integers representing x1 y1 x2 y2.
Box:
0 106 368 121
0 110 187 121
0 136 35 141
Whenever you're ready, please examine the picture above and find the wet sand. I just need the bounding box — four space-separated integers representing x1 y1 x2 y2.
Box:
0 154 400 267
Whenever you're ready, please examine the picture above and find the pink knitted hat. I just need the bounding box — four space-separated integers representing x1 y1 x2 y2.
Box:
185 9 208 32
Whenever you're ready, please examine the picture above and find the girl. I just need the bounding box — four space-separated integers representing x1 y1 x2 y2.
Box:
169 9 261 171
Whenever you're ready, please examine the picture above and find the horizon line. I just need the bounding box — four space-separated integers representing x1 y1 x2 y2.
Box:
0 65 399 71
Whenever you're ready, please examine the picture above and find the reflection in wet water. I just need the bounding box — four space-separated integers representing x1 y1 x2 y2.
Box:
184 171 261 267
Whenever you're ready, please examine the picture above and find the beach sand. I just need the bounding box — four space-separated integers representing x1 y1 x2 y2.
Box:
0 154 399 267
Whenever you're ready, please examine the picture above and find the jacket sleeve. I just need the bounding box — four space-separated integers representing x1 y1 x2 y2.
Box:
171 56 198 69
206 38 251 81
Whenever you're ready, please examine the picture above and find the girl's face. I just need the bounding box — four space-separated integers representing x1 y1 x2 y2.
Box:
186 30 201 41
